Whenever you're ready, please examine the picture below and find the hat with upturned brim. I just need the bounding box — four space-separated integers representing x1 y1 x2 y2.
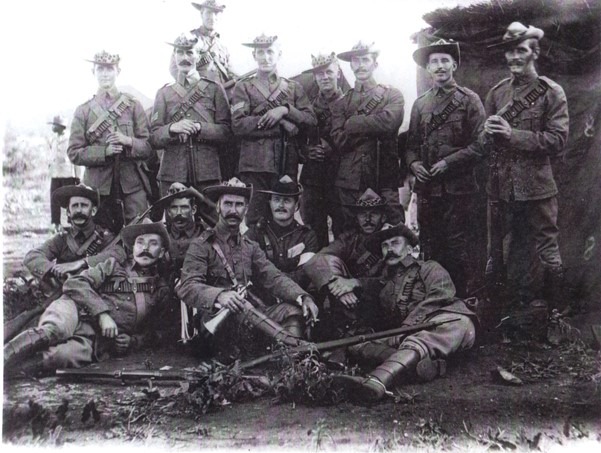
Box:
258 175 302 197
302 52 339 74
487 22 544 49
203 177 253 203
242 34 278 48
413 39 460 68
121 219 170 251
343 188 387 211
167 33 199 50
337 41 379 62
47 115 66 128
152 184 208 212
191 0 225 12
364 222 419 256
52 184 100 208
86 50 120 66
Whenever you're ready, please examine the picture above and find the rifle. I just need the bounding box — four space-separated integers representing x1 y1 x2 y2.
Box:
278 130 289 177
223 69 258 91
107 126 125 233
55 318 459 385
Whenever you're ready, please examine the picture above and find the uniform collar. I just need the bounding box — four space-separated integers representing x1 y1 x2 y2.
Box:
69 220 96 239
177 69 201 87
256 71 279 85
193 25 218 38
433 79 457 96
354 78 377 93
386 255 420 276
266 218 299 238
511 70 538 86
127 259 159 276
319 87 344 103
215 220 241 245
96 86 120 100
169 221 200 239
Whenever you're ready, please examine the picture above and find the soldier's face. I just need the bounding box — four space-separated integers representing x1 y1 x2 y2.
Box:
93 64 120 90
132 233 165 267
67 196 97 227
314 62 340 93
269 195 298 226
200 8 219 30
175 48 200 74
217 194 248 228
168 198 196 228
350 54 377 81
505 40 539 76
356 209 385 234
253 46 281 73
426 53 457 85
381 236 410 266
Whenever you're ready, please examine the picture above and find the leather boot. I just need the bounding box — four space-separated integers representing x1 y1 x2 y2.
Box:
360 349 420 402
4 353 47 380
282 315 304 339
4 327 53 368
544 265 569 313
347 342 397 368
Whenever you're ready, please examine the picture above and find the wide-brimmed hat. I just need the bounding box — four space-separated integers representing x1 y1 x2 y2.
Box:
203 177 253 203
191 0 225 12
258 175 302 197
337 41 379 62
167 33 199 50
85 50 120 66
413 39 460 68
52 184 99 208
152 184 206 211
242 34 278 49
302 52 339 74
121 220 170 251
343 188 387 211
365 222 419 256
488 22 544 49
47 115 66 128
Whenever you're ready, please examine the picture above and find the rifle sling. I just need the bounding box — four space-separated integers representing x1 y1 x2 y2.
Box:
211 241 239 286
86 94 132 142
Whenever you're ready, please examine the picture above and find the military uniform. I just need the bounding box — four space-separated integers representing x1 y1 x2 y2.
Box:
68 86 152 226
24 223 125 285
151 74 232 196
190 26 236 85
483 73 568 301
405 80 486 296
231 72 316 224
300 86 346 247
25 258 170 369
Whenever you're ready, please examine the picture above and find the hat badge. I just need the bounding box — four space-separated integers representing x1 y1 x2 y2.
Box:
253 34 278 45
172 33 199 48
91 50 120 65
311 52 337 68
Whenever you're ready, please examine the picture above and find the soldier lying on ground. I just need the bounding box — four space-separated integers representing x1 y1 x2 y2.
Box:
332 223 476 403
177 178 318 361
5 221 171 378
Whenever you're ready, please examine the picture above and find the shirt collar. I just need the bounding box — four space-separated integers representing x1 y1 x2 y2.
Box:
96 86 120 100
511 70 539 86
169 221 200 239
256 71 279 84
433 79 457 96
354 78 377 93
214 220 241 245
177 69 201 87
70 220 95 239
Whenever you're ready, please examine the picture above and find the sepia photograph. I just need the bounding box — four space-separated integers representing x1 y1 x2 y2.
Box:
2 0 600 451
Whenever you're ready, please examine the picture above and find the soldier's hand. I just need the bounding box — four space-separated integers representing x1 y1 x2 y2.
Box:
215 290 246 314
98 313 119 338
114 333 131 355
484 115 512 139
51 260 85 278
170 119 200 136
328 277 359 298
308 145 326 162
258 106 289 129
338 292 359 310
300 295 319 325
430 160 449 177
107 130 133 147
106 143 123 157
410 161 431 183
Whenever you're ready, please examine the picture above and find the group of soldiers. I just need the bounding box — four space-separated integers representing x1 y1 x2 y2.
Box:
4 0 570 404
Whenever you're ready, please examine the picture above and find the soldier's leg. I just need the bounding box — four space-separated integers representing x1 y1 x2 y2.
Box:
4 297 80 367
416 193 439 261
263 303 305 339
123 188 148 224
335 187 362 231
380 187 405 225
327 186 345 240
43 335 94 370
300 184 328 248
239 172 278 226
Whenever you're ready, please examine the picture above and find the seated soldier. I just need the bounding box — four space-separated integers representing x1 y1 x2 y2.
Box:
4 222 171 377
304 188 388 338
23 184 125 297
245 175 319 294
177 178 319 361
333 223 476 403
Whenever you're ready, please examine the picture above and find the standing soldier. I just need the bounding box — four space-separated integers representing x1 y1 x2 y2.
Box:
47 115 81 231
331 41 405 228
299 52 346 247
231 34 316 226
68 51 152 233
483 23 569 310
151 33 232 197
406 39 486 297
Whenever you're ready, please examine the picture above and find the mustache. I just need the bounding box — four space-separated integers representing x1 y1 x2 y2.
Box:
173 215 187 222
136 251 155 258
384 251 402 260
179 61 192 66
508 59 524 65
225 213 241 220
71 213 89 220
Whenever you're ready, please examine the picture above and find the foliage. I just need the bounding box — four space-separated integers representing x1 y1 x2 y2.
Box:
3 276 46 322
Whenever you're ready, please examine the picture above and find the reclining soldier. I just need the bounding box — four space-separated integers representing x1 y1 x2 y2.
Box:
5 221 171 377
245 175 319 296
333 223 476 403
23 184 126 296
177 178 319 361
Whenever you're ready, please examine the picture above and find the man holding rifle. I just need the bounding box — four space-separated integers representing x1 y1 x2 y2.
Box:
231 34 316 226
177 178 319 360
332 223 476 403
5 221 171 377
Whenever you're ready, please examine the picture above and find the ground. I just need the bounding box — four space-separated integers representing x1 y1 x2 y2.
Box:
2 137 601 451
